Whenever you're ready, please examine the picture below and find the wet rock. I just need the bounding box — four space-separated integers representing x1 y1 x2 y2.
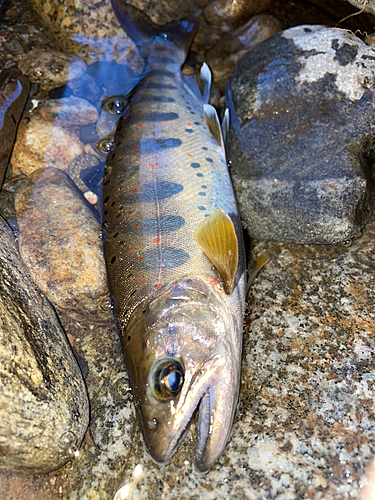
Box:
206 14 282 86
14 167 107 312
0 68 30 188
11 114 84 176
67 72 102 104
0 217 89 473
18 49 86 90
66 153 101 192
204 0 271 32
39 96 99 126
228 25 375 244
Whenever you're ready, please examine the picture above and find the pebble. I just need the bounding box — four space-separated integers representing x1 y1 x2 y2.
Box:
11 114 84 176
206 13 282 86
39 96 99 126
14 167 107 313
67 72 103 104
66 153 101 193
228 25 375 244
0 68 30 187
0 217 89 473
18 49 87 90
204 0 271 32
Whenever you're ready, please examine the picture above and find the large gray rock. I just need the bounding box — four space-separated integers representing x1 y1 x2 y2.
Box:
228 25 375 244
0 217 89 473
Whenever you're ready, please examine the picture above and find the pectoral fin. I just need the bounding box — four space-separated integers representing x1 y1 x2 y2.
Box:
194 209 238 294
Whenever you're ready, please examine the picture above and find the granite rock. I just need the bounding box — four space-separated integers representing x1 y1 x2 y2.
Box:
14 167 107 312
206 13 282 86
39 96 99 126
0 68 30 188
0 217 89 473
11 114 84 176
347 0 375 15
18 49 86 90
228 25 375 244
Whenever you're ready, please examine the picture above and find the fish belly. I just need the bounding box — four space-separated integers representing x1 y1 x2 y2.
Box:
103 68 243 333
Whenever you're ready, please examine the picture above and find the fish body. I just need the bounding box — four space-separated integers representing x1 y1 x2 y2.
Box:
103 1 246 472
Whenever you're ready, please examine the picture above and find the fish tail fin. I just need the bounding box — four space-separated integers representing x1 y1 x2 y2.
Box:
111 0 198 65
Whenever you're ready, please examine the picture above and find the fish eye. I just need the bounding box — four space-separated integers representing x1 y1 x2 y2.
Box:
151 359 184 400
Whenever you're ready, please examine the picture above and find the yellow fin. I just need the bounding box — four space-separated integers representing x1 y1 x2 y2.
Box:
246 252 270 296
194 209 238 294
203 104 223 146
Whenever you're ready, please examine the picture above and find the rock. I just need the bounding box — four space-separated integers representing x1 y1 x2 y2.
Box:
66 153 101 193
206 13 282 86
14 167 107 312
228 25 375 244
67 72 103 104
18 49 86 90
11 114 84 176
39 96 99 126
0 68 30 188
204 0 271 32
347 0 375 15
0 217 89 473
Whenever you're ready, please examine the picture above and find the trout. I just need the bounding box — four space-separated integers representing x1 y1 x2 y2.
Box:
103 0 246 472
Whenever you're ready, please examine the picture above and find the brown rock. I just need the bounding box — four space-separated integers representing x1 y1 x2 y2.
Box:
14 167 107 312
11 115 84 176
39 96 99 126
204 0 272 32
0 217 89 473
18 49 86 90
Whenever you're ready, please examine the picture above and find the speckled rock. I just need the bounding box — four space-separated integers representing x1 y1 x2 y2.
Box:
14 168 107 312
66 154 102 193
228 25 375 244
11 114 84 176
0 217 89 473
347 0 375 15
39 96 99 126
204 0 271 32
18 49 86 90
206 13 282 86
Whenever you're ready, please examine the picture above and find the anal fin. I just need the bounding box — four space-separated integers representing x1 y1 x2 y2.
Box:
194 209 238 294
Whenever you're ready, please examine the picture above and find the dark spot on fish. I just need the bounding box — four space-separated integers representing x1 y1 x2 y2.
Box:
198 206 206 211
196 173 203 177
199 192 206 196
104 210 108 215
206 158 213 163
111 256 116 264
147 82 177 90
194 122 200 126
111 201 116 206
133 112 179 122
185 128 193 133
104 196 110 204
140 138 182 152
128 335 131 341
191 162 200 168
202 147 208 151
143 247 189 269
129 290 137 297
141 95 175 103
114 232 119 238
190 111 196 115
201 185 207 189
110 152 116 160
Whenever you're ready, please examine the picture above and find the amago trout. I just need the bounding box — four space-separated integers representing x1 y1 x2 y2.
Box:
103 0 246 472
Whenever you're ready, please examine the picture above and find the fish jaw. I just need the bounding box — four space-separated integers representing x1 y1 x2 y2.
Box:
121 277 241 471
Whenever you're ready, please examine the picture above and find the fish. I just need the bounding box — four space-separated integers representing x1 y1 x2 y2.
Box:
102 0 246 472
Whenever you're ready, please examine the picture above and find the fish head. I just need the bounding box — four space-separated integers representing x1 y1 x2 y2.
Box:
122 276 241 472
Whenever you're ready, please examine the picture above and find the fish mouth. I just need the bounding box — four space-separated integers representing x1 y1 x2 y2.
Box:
142 352 239 473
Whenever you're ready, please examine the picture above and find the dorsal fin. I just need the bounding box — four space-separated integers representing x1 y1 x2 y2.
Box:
203 104 223 147
198 63 211 104
222 108 230 151
194 209 238 295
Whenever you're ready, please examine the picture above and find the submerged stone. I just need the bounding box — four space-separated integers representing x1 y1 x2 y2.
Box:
228 25 375 244
0 217 89 473
39 96 99 126
14 167 107 312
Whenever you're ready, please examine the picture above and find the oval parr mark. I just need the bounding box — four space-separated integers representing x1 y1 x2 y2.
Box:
120 181 183 204
185 128 194 133
133 112 179 122
206 158 213 163
146 82 177 90
198 206 206 211
140 95 175 103
143 247 190 270
191 162 200 168
142 216 185 234
141 138 182 152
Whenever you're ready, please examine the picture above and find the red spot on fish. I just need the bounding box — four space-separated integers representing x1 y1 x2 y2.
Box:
163 119 169 122
129 274 133 278
134 224 139 227
155 163 159 166
187 153 192 157
153 238 160 243
155 284 162 290
129 210 133 214
158 208 162 212
149 164 155 169
138 256 143 260
210 278 219 286
187 123 192 126
132 146 139 150
168 82 172 86
132 188 138 192
131 248 136 252
139 276 143 280
136 124 144 128
137 110 143 114
117 157 123 162
169 88 173 91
